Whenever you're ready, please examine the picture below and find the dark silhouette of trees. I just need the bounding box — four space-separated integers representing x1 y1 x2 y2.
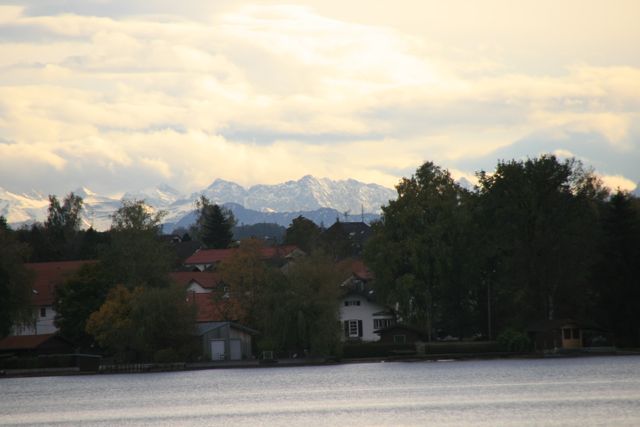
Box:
192 196 235 249
284 215 321 252
0 222 34 337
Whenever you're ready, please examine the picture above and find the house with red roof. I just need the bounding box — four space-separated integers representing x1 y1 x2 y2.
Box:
183 245 303 271
338 259 395 342
13 261 94 336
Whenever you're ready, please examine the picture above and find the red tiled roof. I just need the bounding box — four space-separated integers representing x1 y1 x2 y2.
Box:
169 271 221 289
184 245 300 266
185 292 227 322
26 261 95 306
343 259 374 280
0 334 56 350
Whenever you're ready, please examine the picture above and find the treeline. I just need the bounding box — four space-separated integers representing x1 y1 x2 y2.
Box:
364 156 640 347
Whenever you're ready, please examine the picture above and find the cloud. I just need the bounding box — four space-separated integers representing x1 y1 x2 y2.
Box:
0 2 638 196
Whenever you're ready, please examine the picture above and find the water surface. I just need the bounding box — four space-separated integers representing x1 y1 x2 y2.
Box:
2 356 640 426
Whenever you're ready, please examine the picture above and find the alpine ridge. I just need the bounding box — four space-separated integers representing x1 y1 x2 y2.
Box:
0 176 397 231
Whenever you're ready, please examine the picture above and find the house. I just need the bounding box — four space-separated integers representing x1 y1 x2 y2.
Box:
0 334 75 357
183 245 303 271
527 319 612 352
169 271 221 294
13 261 94 336
339 259 395 342
195 322 257 361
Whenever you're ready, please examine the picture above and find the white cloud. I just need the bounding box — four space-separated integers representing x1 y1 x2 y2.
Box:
0 3 638 196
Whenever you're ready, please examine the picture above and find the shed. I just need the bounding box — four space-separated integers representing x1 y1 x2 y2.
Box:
195 322 257 361
527 319 611 352
0 334 75 357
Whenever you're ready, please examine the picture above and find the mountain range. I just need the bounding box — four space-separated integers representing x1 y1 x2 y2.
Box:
0 176 397 231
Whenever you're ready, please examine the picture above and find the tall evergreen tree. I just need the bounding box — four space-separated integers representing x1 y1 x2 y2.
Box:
193 196 235 249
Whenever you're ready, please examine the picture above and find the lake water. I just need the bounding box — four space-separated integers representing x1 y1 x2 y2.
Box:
1 356 640 426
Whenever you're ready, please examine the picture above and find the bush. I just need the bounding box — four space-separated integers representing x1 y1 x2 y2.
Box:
497 329 531 352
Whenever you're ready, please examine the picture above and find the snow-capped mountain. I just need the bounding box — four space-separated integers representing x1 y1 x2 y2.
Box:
1 176 398 231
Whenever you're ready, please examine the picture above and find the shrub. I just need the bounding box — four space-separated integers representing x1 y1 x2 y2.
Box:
153 348 180 363
497 329 531 352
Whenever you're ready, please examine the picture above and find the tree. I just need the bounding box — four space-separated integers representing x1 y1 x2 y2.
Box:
54 263 112 347
284 216 321 252
365 161 472 340
594 190 640 346
101 199 174 288
216 238 274 326
86 284 195 361
192 196 235 249
44 193 84 260
476 155 603 330
0 226 34 337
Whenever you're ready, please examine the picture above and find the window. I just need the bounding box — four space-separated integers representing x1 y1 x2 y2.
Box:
374 318 394 329
393 335 406 344
40 307 46 317
563 328 571 340
572 328 580 339
344 300 361 307
344 320 362 338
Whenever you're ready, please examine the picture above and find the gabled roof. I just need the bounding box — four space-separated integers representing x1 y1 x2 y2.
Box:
26 261 95 306
195 321 258 336
169 271 221 289
184 245 301 266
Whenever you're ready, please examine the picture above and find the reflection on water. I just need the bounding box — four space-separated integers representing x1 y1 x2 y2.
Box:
1 356 640 426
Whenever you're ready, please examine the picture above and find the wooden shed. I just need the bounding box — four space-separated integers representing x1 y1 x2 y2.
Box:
195 322 257 361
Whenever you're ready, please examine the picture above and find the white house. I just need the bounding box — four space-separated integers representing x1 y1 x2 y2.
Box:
13 261 93 336
338 260 395 342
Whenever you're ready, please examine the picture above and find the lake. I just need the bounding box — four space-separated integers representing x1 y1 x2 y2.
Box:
1 356 640 426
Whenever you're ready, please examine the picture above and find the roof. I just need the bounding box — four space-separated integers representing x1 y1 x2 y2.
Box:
345 258 374 281
184 245 300 266
0 334 56 350
195 321 259 336
169 271 221 289
26 261 95 306
186 292 227 322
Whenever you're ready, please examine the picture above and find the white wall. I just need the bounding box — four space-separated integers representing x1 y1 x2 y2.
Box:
339 296 393 342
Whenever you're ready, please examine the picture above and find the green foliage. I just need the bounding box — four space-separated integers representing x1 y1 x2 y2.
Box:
477 155 604 330
365 162 474 340
153 348 180 363
284 216 321 252
54 263 112 347
497 329 531 352
44 193 84 260
86 284 195 362
0 226 34 337
594 190 640 346
101 199 174 288
192 196 235 249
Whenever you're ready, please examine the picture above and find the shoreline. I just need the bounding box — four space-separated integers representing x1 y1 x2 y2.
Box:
2 349 639 379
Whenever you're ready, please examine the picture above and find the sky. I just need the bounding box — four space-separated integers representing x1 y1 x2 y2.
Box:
0 0 639 196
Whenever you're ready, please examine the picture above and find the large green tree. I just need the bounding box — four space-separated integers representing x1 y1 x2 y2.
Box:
101 199 173 288
44 192 84 260
192 196 235 249
86 284 195 361
0 223 34 337
284 216 321 252
476 155 605 331
54 263 112 347
365 162 474 340
594 190 640 346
